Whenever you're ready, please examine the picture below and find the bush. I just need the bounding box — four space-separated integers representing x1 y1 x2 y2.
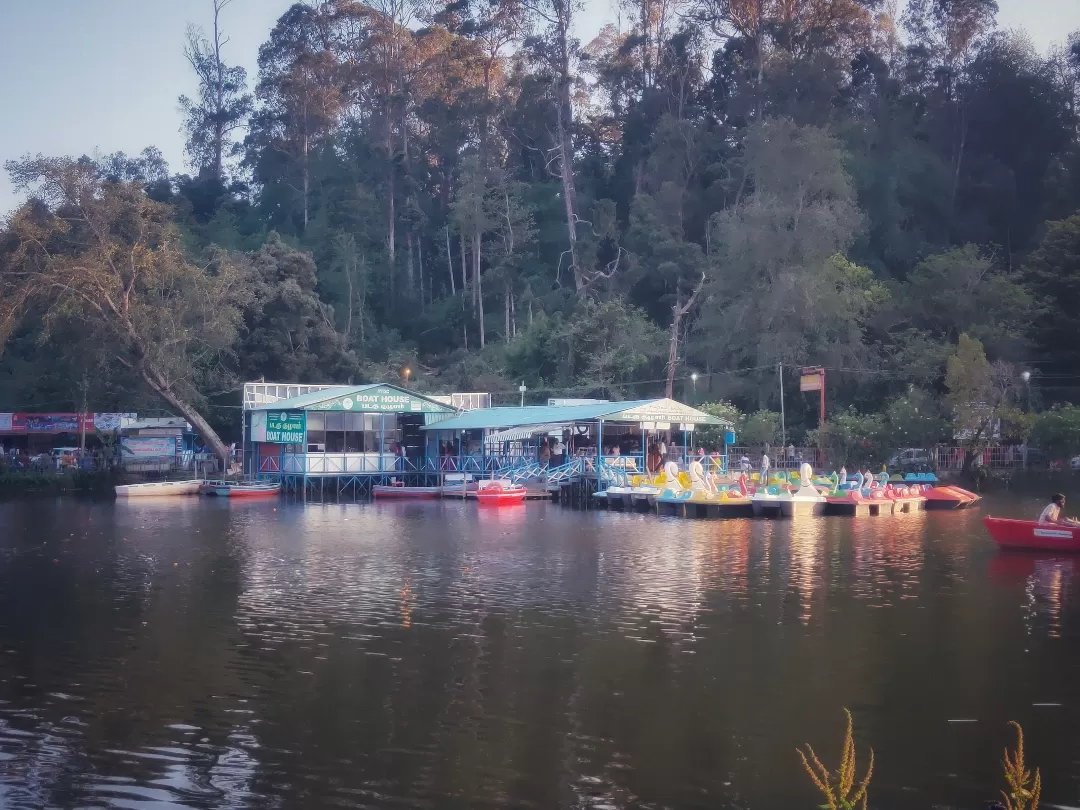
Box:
1031 406 1080 458
807 409 889 468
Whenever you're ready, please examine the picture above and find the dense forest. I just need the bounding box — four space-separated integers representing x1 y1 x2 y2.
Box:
1 0 1079 462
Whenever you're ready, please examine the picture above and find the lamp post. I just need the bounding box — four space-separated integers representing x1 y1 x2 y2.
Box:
519 382 527 407
1021 370 1031 411
690 372 698 403
402 367 411 387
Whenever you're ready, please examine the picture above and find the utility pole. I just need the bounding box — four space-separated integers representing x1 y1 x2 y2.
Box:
778 362 786 448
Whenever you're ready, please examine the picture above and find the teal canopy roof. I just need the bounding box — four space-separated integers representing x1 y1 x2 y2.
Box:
421 398 731 431
250 383 455 414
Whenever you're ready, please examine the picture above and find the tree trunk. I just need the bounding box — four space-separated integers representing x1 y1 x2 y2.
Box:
477 238 486 348
504 284 511 343
553 22 582 291
665 307 682 399
444 226 456 295
141 366 230 464
406 231 415 292
417 236 425 308
302 131 310 231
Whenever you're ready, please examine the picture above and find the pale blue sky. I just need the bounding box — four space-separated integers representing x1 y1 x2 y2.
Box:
1 0 1078 215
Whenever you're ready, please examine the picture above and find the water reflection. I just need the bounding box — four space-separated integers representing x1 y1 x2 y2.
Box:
1 497 1080 809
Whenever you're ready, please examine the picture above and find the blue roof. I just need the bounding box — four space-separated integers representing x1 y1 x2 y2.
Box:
421 398 730 431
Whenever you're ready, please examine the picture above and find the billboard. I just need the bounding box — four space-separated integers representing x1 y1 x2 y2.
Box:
93 413 135 431
799 369 823 392
24 413 95 433
121 437 177 458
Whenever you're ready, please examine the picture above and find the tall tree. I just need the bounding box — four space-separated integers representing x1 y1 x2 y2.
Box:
178 0 254 183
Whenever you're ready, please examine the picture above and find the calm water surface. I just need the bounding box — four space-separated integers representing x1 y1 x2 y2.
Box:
0 493 1078 809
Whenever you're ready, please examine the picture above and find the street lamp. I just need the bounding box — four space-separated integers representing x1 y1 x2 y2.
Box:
402 367 411 386
1021 370 1031 411
519 382 527 407
690 372 698 402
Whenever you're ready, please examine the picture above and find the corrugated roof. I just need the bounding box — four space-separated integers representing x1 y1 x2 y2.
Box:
421 398 730 431
249 383 454 413
250 385 356 410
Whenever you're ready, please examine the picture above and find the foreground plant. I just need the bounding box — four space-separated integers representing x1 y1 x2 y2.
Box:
798 708 874 810
1001 721 1041 810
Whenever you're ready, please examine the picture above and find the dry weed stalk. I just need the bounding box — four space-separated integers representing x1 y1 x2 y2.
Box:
797 708 874 810
1001 721 1041 810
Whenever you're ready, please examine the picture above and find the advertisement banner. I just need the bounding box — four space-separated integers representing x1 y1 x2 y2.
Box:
93 413 134 432
0 414 12 432
121 437 177 458
24 413 93 433
265 411 306 443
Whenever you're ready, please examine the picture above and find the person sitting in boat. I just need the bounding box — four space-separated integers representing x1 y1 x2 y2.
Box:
1038 494 1080 526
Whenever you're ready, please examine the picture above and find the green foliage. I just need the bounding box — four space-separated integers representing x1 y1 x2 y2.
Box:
885 390 949 450
807 410 890 468
1031 406 1080 458
1025 214 1080 371
693 401 741 449
740 411 783 447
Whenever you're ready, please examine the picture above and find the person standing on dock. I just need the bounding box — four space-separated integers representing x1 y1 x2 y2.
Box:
760 452 770 484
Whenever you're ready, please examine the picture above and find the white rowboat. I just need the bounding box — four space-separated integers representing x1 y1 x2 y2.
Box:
115 480 201 498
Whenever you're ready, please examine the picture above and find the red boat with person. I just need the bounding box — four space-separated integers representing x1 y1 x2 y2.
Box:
983 516 1080 552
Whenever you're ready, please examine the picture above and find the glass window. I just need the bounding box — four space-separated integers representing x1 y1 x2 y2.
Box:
326 412 345 431
307 430 326 448
345 431 363 452
326 431 345 452
345 412 364 432
307 412 324 431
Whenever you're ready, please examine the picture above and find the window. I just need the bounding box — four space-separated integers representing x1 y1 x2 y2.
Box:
307 412 324 431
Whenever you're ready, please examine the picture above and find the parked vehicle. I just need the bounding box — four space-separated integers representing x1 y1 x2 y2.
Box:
887 448 935 473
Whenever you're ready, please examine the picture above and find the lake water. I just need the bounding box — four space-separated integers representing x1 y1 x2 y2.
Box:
0 493 1078 809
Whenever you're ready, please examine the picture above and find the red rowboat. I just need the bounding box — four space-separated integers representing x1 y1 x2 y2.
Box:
475 482 527 505
983 516 1080 552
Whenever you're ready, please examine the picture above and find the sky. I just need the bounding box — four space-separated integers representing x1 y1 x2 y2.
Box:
1 0 1078 215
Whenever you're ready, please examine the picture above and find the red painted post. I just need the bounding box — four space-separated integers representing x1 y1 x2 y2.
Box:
819 368 826 425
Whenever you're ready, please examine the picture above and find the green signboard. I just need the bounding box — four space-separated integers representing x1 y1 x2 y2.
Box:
265 411 306 443
308 386 448 413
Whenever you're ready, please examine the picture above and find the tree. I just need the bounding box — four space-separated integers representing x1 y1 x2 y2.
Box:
1024 214 1080 373
249 3 345 232
178 0 254 182
0 156 242 463
945 332 1018 472
235 233 359 384
698 118 876 405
